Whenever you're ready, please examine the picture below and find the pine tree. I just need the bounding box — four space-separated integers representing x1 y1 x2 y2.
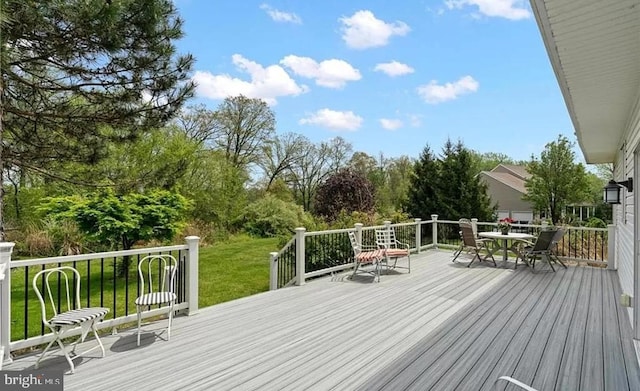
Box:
439 139 495 221
404 145 440 219
0 0 195 236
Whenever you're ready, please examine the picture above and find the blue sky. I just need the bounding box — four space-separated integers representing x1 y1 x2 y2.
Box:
174 0 577 163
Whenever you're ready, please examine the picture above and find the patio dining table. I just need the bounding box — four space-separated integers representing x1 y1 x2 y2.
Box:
478 231 535 265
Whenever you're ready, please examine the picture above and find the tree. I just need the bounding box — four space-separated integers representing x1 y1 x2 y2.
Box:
40 189 190 274
325 136 353 174
470 151 516 174
313 168 375 221
1 0 195 237
524 135 590 224
258 132 306 190
404 145 441 219
438 139 495 221
286 137 331 211
212 95 275 168
174 104 219 147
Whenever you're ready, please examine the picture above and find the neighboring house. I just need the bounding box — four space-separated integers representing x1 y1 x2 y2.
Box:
531 0 640 339
479 164 535 222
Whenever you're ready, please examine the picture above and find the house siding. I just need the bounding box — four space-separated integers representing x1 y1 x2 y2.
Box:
615 96 640 327
480 173 533 218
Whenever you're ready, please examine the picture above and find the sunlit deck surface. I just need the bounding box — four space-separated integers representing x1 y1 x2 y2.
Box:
5 250 640 390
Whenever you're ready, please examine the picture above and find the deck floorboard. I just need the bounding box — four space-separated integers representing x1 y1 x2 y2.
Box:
4 251 639 391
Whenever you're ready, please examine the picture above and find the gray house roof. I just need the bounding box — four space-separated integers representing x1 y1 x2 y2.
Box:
480 164 529 195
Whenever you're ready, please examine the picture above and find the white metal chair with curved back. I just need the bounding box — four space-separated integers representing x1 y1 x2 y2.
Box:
135 254 178 346
33 266 110 373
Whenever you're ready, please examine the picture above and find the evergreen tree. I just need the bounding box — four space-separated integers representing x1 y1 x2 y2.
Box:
1 0 195 236
438 139 495 221
404 145 440 219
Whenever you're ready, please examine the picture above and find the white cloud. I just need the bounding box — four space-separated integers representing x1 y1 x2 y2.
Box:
192 54 308 105
445 0 531 20
280 55 361 88
259 3 302 24
379 118 404 130
374 61 415 77
339 10 410 49
299 109 363 131
417 75 479 104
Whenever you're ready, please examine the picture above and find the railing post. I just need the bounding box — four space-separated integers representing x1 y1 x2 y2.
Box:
295 227 306 286
431 214 438 249
607 224 616 270
354 223 363 246
414 218 422 253
185 236 200 315
471 218 478 237
269 252 278 290
0 242 15 367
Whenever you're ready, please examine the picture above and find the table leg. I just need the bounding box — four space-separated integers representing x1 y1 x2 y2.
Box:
502 239 508 261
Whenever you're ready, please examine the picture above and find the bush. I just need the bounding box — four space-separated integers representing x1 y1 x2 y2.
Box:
239 195 314 237
585 217 607 229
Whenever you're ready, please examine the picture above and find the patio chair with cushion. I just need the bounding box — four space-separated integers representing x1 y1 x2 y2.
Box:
348 231 385 282
375 227 411 273
452 220 496 267
33 266 110 373
135 254 178 346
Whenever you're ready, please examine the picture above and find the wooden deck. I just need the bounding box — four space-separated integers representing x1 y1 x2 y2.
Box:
4 251 640 391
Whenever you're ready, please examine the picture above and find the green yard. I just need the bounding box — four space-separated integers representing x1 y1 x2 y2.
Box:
9 235 281 341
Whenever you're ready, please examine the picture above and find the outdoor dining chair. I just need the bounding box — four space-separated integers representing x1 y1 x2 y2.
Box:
33 266 110 373
515 229 558 271
452 220 496 267
375 227 411 273
135 254 178 346
348 231 385 282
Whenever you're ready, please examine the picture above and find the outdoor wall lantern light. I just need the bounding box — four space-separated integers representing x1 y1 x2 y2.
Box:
603 177 633 204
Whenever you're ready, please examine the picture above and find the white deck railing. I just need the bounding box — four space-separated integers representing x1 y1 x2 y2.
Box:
269 216 612 290
0 236 200 365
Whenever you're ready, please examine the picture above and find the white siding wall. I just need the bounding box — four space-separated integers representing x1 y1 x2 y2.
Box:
616 97 640 326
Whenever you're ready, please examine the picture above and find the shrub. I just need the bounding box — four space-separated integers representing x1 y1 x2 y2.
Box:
585 217 607 229
239 195 314 237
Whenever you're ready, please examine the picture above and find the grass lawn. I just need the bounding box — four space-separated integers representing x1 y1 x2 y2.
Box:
198 235 280 307
9 235 281 341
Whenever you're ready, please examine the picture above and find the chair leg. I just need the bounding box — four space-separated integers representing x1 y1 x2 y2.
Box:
452 245 464 262
137 306 142 347
55 337 75 374
350 262 361 278
92 322 106 357
35 337 58 369
167 302 175 341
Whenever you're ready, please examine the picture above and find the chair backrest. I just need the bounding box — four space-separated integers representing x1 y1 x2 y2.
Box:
33 266 82 324
375 228 393 249
138 255 178 295
551 228 565 245
459 218 478 237
348 232 361 256
532 229 558 252
459 224 479 247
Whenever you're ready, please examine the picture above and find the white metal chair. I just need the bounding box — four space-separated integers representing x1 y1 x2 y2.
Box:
375 228 411 273
135 254 178 346
495 376 539 391
348 232 385 282
33 266 109 373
